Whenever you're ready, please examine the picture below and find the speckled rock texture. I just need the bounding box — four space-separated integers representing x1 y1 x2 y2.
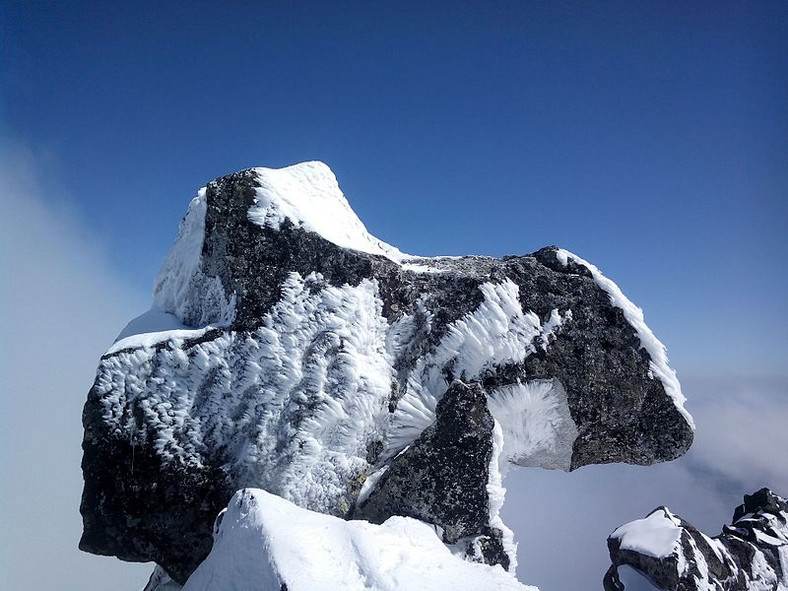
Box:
354 380 512 569
604 488 788 591
80 164 693 584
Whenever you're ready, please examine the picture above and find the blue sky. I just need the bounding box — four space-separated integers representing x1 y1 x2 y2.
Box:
1 3 786 589
3 1 786 377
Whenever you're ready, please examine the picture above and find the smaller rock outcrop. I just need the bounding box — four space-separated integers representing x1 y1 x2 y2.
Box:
604 488 788 591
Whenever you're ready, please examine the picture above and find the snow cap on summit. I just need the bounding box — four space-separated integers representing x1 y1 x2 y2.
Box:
249 161 409 262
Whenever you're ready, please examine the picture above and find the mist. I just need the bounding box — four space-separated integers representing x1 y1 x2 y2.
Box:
0 141 152 590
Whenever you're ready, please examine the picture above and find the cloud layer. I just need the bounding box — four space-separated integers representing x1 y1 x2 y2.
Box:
0 141 152 590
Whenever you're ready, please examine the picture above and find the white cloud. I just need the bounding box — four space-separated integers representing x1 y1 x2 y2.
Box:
0 140 152 590
685 376 788 496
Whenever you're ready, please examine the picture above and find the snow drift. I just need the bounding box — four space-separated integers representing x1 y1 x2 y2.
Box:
179 488 536 591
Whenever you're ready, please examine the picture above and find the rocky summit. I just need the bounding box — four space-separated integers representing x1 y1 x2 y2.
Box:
79 161 694 586
605 488 788 591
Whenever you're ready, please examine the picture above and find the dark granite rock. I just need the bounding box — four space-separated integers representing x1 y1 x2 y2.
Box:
604 488 788 591
80 163 694 583
80 384 232 582
354 380 511 569
179 168 692 470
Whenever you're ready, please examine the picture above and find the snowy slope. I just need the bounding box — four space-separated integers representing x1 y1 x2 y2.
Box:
153 187 237 328
610 507 683 559
182 488 537 591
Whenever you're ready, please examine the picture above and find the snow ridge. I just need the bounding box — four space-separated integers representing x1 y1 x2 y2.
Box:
182 488 536 591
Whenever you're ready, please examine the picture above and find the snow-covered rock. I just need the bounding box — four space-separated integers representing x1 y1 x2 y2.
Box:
179 488 536 591
604 488 788 591
79 162 694 584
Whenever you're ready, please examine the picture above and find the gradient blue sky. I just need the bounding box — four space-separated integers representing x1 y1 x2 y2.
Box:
1 3 787 589
3 1 786 376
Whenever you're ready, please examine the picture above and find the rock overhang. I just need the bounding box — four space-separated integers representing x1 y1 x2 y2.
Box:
80 162 694 584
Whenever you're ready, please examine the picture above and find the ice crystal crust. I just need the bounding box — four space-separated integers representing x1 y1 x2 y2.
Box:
487 379 578 472
96 273 391 510
605 489 788 591
80 162 694 583
385 279 571 461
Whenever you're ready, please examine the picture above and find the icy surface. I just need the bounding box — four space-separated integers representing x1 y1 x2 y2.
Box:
96 272 576 519
116 309 190 340
779 546 788 590
487 379 578 472
486 420 518 571
182 488 536 591
143 566 182 591
386 280 569 458
611 507 682 558
356 464 390 506
108 309 210 355
153 189 206 316
555 248 694 429
248 162 412 264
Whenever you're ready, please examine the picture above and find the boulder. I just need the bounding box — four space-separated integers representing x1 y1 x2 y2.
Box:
80 161 694 583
